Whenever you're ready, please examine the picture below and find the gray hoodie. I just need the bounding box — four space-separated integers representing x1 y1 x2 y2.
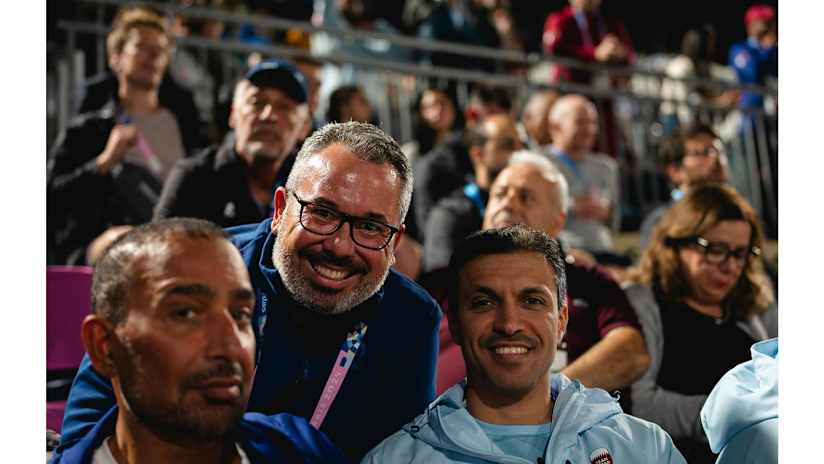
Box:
362 374 685 463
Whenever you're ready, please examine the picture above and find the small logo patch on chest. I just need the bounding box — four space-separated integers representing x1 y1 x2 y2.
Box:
590 448 613 464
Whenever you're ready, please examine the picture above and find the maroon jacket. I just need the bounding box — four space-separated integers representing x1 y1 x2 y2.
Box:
542 5 635 84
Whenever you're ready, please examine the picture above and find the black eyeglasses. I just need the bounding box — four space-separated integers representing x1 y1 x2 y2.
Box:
668 236 761 266
291 192 400 250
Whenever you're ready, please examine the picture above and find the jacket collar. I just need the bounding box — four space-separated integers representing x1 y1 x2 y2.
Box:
59 407 119 463
407 374 622 461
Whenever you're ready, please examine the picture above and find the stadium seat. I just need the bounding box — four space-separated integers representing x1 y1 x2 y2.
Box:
47 266 93 431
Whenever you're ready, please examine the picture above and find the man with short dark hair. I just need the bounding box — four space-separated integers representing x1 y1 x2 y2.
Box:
364 226 684 463
432 151 649 398
54 218 345 463
58 122 442 462
422 114 522 272
639 122 729 249
154 59 309 227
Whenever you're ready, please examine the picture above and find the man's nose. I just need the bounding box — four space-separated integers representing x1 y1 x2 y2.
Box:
206 309 250 361
256 102 283 123
492 300 523 336
322 221 357 256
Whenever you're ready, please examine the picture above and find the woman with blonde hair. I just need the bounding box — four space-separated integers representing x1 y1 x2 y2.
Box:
624 183 775 464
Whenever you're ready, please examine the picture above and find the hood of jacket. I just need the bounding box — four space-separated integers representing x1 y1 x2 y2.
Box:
701 338 778 453
404 374 623 462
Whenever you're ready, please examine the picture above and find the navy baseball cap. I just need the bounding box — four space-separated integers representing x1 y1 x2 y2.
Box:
245 59 308 104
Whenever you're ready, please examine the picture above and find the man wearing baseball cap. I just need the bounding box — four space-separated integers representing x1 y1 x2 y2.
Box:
154 59 310 227
729 4 777 112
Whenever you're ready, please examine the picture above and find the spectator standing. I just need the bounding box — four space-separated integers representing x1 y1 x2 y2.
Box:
659 25 740 135
542 0 634 85
729 4 778 239
417 0 500 73
729 4 777 113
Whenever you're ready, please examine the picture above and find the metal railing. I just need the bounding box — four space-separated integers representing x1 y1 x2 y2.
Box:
48 0 777 232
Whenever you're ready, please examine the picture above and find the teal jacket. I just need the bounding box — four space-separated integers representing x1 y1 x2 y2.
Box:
362 375 686 463
701 338 778 464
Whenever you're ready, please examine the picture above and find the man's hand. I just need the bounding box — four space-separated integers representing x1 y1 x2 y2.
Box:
594 34 624 62
96 124 138 174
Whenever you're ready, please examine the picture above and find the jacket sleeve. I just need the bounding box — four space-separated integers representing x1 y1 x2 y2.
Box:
543 12 596 61
373 296 441 452
627 285 708 442
47 120 115 264
153 158 198 220
47 121 112 198
52 354 115 459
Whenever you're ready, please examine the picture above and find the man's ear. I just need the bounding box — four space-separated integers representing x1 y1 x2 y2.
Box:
550 211 567 238
80 315 117 378
390 224 405 251
271 186 289 233
557 302 569 340
228 104 238 130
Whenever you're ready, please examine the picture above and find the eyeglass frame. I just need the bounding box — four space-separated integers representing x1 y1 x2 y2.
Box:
666 235 762 266
290 192 401 250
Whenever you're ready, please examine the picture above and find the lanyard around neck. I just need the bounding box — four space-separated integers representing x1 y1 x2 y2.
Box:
309 322 369 429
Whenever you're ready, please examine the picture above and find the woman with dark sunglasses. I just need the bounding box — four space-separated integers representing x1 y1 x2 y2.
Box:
623 183 776 464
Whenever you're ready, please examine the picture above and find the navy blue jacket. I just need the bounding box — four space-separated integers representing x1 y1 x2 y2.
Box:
53 407 347 464
56 219 441 462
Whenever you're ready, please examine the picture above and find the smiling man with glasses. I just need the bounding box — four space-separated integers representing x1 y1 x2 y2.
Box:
57 122 442 463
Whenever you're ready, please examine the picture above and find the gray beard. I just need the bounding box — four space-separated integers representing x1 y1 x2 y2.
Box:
271 222 390 315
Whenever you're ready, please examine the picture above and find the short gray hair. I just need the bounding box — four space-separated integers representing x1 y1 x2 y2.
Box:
287 121 413 223
507 150 570 213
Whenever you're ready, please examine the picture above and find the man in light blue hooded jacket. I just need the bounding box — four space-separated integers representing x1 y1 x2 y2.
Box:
701 338 778 464
363 226 685 463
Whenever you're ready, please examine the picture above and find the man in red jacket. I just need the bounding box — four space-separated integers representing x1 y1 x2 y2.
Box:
542 0 634 85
